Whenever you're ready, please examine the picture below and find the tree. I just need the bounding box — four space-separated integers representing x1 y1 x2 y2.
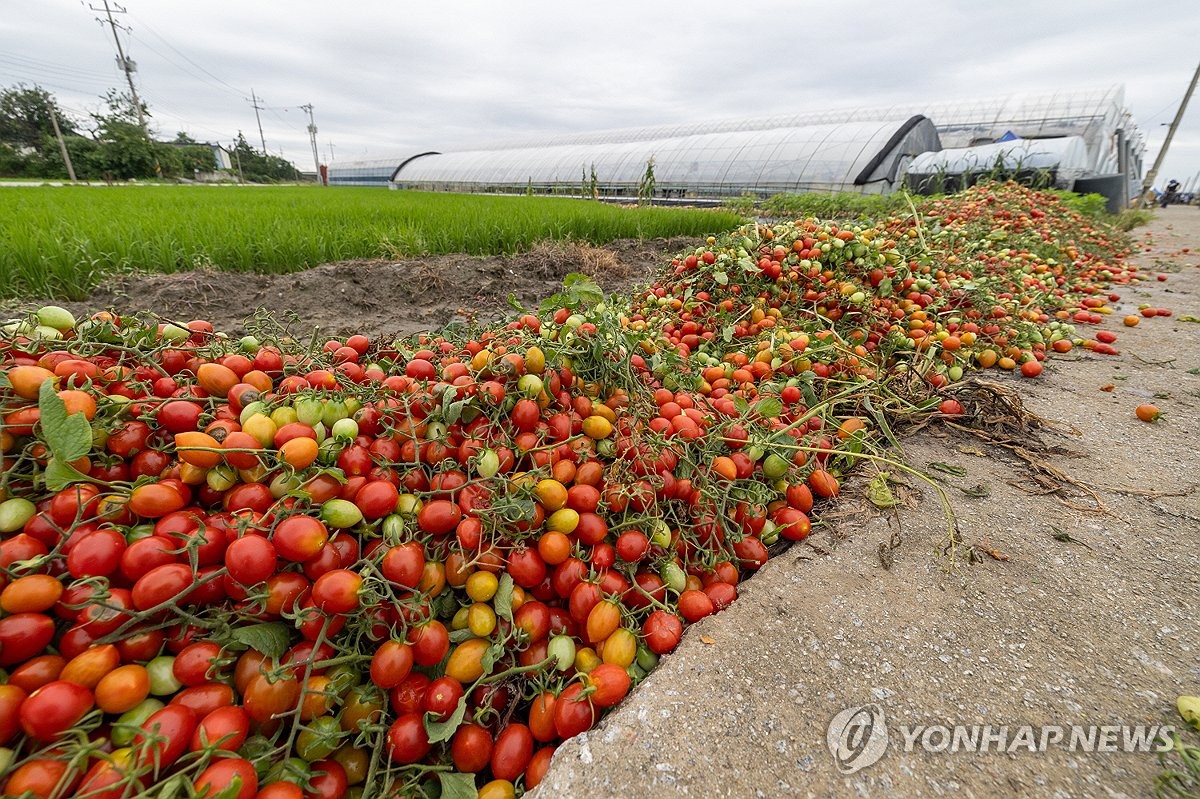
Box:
230 131 300 182
0 84 78 152
84 91 157 180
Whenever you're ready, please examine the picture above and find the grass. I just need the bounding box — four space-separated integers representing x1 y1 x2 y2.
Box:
720 191 912 223
1113 207 1154 231
0 186 741 300
724 188 1158 232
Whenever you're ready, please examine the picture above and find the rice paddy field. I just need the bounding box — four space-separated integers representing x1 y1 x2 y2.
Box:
0 186 741 300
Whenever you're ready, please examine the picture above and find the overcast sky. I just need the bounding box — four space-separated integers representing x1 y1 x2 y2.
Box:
2 1 1198 188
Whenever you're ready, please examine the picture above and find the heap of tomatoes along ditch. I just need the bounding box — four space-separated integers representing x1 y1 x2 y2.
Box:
0 183 1148 799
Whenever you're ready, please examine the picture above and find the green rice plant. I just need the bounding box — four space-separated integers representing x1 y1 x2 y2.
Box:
762 192 909 222
0 186 741 300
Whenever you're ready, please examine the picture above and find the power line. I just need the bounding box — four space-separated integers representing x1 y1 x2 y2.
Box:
0 61 116 93
0 53 113 82
125 12 247 98
134 88 230 142
123 28 245 100
0 71 115 101
267 106 305 133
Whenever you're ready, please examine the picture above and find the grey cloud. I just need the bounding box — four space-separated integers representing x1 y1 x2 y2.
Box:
1 0 1197 182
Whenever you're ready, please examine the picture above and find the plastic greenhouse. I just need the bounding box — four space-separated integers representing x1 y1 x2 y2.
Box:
326 156 436 187
503 85 1143 196
390 117 941 200
904 136 1091 193
331 85 1144 207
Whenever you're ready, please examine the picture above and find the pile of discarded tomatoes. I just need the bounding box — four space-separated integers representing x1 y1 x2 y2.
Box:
0 183 1145 799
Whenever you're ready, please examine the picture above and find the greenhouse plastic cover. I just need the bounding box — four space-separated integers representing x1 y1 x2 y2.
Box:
904 136 1090 187
391 118 940 197
490 86 1140 180
327 155 437 186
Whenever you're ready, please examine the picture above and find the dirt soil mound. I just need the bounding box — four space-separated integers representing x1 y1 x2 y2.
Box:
5 237 694 340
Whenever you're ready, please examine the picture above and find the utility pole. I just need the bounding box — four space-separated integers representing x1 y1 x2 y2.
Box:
1141 60 1200 207
91 0 161 176
249 89 267 154
299 103 322 184
49 108 77 181
327 142 335 163
232 137 244 184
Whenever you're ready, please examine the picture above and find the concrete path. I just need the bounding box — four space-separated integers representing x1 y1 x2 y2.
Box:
533 206 1200 799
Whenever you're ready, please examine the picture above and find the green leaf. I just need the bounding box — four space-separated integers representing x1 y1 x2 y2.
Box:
958 483 990 498
38 379 93 461
1178 315 1200 323
480 641 503 675
866 473 896 508
493 573 515 622
155 775 187 799
722 325 734 343
732 395 750 414
447 627 475 643
927 461 967 477
44 458 91 492
211 779 247 799
878 277 893 297
506 294 527 314
0 372 9 390
798 374 817 407
424 696 468 743
753 396 783 419
713 271 728 286
543 273 605 312
230 622 290 659
434 589 459 620
438 772 479 799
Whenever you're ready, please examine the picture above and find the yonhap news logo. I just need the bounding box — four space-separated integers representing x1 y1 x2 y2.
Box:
826 704 889 774
826 704 1175 774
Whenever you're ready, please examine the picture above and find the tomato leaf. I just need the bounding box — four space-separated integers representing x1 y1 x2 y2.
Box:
44 457 91 492
154 775 187 799
447 627 474 643
38 379 93 462
927 461 967 477
0 371 9 390
434 590 459 620
230 622 290 659
437 772 478 799
480 641 503 674
423 696 467 743
866 473 896 508
211 779 246 799
797 373 818 407
753 396 783 419
540 273 603 313
493 572 514 622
